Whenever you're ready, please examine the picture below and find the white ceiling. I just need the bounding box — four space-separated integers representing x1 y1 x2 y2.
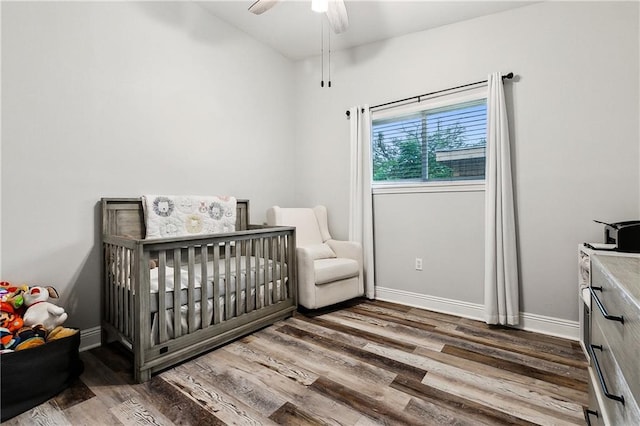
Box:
198 0 535 60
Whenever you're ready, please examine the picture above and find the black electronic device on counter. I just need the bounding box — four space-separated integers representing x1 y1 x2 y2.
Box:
594 220 640 253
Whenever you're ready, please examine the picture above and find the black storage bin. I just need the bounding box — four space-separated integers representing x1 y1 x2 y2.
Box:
1 330 83 422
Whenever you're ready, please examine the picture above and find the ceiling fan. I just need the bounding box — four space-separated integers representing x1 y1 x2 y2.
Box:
248 0 349 34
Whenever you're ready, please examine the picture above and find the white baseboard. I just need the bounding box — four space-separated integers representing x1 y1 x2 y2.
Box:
80 326 101 352
76 288 580 350
375 286 579 341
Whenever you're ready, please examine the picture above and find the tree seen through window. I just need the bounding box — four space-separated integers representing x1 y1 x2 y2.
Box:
372 99 487 182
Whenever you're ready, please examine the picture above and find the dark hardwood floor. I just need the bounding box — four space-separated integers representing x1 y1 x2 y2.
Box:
3 299 588 425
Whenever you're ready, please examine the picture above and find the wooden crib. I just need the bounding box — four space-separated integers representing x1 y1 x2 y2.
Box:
101 198 297 382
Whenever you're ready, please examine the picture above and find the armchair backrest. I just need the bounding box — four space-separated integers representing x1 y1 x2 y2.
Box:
267 206 332 247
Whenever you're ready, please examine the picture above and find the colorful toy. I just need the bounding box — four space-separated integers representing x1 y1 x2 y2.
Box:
14 325 47 350
23 286 68 331
0 327 20 351
1 299 25 351
47 326 78 342
0 282 27 311
0 302 24 334
0 283 74 355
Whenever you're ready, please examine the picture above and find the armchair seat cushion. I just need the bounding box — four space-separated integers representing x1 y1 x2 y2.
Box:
315 258 359 285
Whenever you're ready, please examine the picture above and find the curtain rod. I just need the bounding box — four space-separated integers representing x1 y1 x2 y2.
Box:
345 72 514 118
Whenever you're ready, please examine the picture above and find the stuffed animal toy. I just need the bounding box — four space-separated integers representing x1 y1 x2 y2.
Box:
46 325 78 342
0 282 27 311
14 325 47 350
0 326 20 351
1 298 26 351
23 286 68 331
0 301 24 334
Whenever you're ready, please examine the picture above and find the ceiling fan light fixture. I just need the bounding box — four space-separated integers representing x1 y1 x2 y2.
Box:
311 0 328 14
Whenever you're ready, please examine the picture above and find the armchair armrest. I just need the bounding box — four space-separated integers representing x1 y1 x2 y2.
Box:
327 239 363 266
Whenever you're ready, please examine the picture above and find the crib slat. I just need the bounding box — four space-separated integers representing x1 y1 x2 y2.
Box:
158 251 167 344
187 246 196 333
235 240 242 316
129 248 135 340
200 245 209 330
123 247 130 335
111 244 116 325
213 244 220 325
283 235 288 301
273 236 278 303
269 237 273 306
173 248 182 338
278 236 287 301
224 242 231 321
129 251 135 340
245 239 252 314
263 238 269 308
107 244 114 325
117 246 125 331
271 236 278 303
272 236 278 303
267 238 273 305
112 245 118 329
254 239 261 309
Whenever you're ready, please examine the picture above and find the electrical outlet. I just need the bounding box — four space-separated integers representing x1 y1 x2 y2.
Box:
415 257 423 271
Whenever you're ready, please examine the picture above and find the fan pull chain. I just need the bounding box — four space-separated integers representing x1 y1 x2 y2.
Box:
320 18 324 88
328 26 331 88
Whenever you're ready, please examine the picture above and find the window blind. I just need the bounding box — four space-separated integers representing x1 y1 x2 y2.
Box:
371 98 487 183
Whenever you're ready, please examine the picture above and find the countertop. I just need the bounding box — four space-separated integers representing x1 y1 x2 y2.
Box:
592 254 640 307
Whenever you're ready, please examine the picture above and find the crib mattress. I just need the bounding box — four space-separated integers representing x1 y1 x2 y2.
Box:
147 256 286 313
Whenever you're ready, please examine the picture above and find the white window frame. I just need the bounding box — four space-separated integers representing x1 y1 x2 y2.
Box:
371 85 487 194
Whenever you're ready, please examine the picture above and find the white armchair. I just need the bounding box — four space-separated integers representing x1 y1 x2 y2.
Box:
267 206 364 309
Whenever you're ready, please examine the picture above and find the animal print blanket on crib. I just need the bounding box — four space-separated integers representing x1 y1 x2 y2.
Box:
142 195 236 239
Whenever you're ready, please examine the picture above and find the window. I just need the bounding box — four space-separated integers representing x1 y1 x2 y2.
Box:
371 88 487 191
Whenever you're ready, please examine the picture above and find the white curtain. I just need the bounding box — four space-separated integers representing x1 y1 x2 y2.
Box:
348 105 375 299
484 73 519 325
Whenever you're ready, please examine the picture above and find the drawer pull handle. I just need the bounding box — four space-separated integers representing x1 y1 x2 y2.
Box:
589 344 625 404
583 408 598 426
590 286 624 323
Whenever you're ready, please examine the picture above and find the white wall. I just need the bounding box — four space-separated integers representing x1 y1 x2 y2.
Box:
1 2 296 331
293 1 640 322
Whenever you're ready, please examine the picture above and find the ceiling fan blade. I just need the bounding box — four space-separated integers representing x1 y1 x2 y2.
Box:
326 0 349 34
248 0 280 15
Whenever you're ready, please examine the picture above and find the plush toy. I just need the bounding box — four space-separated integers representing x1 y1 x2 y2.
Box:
46 325 78 342
1 299 25 351
0 282 27 311
0 301 24 333
23 286 68 331
0 326 20 351
14 325 47 350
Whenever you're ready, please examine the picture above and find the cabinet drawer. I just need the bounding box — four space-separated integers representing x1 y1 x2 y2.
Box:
591 264 640 404
586 371 605 426
590 321 640 425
